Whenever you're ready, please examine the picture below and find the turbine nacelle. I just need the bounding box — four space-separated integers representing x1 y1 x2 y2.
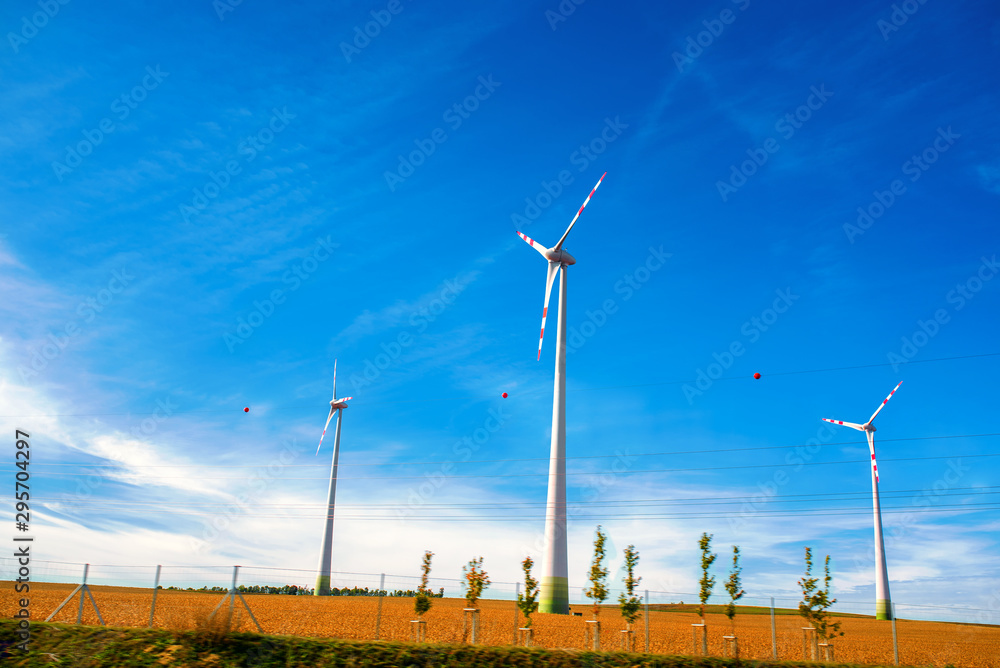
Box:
544 248 576 266
317 360 352 455
517 172 606 360
821 381 902 483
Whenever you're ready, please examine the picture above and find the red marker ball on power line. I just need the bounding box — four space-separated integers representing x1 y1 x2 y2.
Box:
753 373 761 380
502 392 508 398
244 407 250 412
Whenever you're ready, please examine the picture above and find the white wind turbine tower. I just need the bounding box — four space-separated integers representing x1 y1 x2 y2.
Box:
822 380 902 620
516 172 606 614
314 360 352 596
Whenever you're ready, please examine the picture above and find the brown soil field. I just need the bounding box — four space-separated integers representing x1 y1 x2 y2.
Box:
4 582 998 667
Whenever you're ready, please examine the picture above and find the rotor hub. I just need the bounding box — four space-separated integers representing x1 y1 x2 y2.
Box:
545 248 576 265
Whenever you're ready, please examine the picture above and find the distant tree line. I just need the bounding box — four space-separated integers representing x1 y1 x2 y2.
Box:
161 584 446 597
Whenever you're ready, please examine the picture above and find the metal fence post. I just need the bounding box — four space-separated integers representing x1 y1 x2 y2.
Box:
512 582 520 645
375 573 385 640
77 563 89 624
644 589 650 652
228 565 239 631
148 565 162 627
44 562 104 625
891 603 899 665
771 596 777 659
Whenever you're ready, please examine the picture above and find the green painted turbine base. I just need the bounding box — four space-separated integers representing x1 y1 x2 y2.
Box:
876 599 892 620
315 575 331 596
538 576 569 615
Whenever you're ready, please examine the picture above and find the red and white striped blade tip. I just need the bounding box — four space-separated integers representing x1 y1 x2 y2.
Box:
555 172 607 250
517 231 547 255
822 418 865 431
868 381 903 424
536 305 549 361
317 408 336 454
536 263 559 360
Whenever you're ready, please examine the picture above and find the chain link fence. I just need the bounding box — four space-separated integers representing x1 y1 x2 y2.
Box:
3 558 998 666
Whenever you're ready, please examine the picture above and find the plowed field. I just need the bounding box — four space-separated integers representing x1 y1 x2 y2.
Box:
4 582 998 667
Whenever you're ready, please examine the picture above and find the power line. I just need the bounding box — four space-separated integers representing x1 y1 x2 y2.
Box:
33 451 1000 481
28 432 1000 469
39 487 1000 510
3 351 997 417
39 502 1000 521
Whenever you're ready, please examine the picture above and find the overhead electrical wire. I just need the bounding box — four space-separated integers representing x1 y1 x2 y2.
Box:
37 502 1000 521
27 451 1000 481
38 486 1000 510
23 432 1000 470
2 351 996 418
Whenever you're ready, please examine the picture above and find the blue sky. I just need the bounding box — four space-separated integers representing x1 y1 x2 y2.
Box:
1 0 998 623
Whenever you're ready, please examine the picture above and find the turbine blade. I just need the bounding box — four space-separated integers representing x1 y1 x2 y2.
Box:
554 171 606 251
317 407 336 455
516 231 549 257
868 381 903 424
333 359 338 400
537 262 561 360
867 431 880 483
822 418 866 431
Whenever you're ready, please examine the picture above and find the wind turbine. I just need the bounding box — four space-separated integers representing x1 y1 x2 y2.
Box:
822 381 902 620
314 360 352 596
516 171 606 615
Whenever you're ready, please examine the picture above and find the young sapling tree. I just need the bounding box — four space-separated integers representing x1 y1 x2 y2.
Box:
798 548 844 642
724 545 745 634
517 556 540 628
698 532 717 625
583 525 610 619
461 555 490 643
618 545 642 635
414 550 434 617
462 556 490 608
